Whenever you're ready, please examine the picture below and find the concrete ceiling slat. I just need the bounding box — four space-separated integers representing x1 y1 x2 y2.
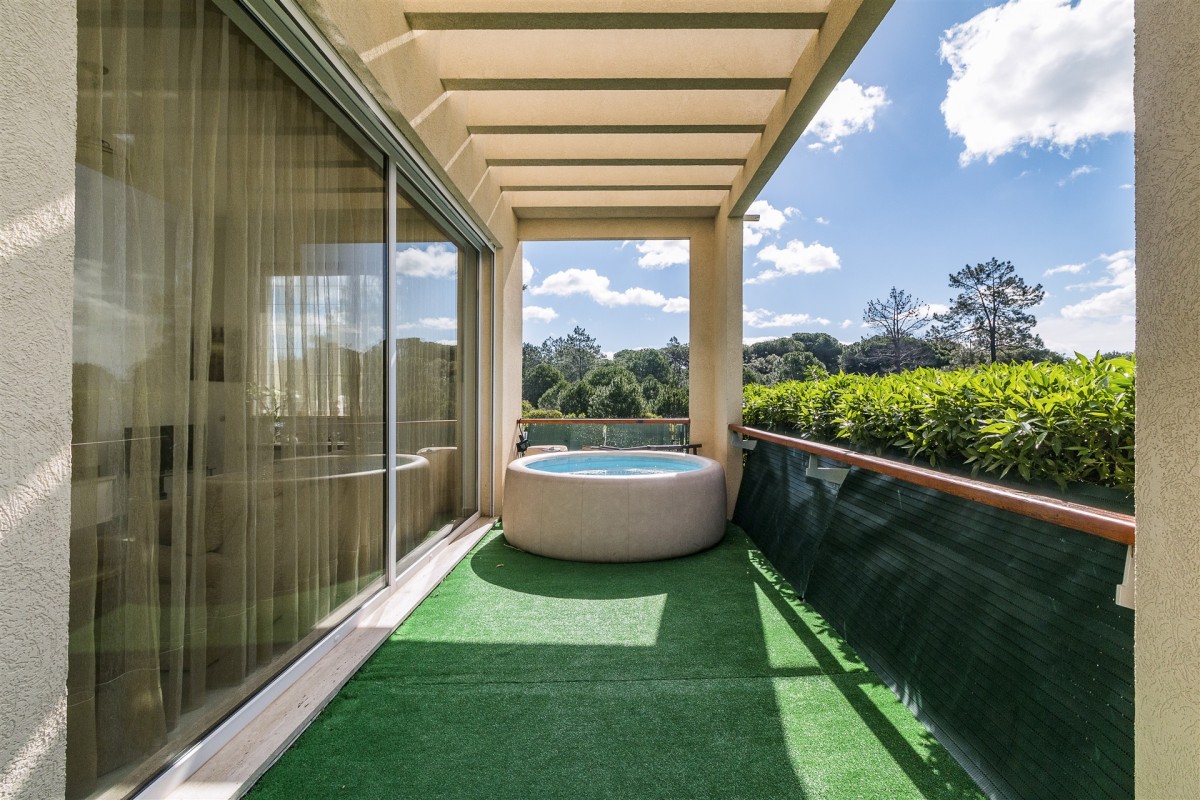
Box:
427 29 812 80
487 158 746 167
442 78 791 91
499 185 733 192
471 132 759 161
406 12 826 30
488 164 742 185
514 205 720 220
468 125 766 134
400 0 830 12
501 189 729 206
458 89 781 127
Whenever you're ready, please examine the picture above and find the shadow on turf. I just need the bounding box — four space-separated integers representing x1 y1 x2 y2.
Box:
466 527 982 800
247 527 981 800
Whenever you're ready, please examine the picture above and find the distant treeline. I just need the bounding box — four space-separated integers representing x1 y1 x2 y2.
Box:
523 325 1133 419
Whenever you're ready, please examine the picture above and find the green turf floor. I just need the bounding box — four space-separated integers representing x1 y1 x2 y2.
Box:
247 525 985 800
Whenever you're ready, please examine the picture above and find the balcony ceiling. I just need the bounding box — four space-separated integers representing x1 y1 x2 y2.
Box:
310 0 893 224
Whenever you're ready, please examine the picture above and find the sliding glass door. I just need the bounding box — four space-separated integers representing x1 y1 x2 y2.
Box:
70 1 480 797
393 200 480 564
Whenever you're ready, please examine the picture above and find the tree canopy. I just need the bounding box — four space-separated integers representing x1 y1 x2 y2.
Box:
523 363 564 405
534 326 602 381
839 335 947 376
927 258 1046 363
862 286 932 373
613 348 670 383
521 261 1081 418
522 330 688 418
587 372 646 418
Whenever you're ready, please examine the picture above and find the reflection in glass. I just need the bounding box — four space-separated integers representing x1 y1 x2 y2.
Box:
70 2 385 797
393 204 479 562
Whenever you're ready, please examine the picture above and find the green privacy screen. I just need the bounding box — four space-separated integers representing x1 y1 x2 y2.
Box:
732 440 1133 800
525 422 688 451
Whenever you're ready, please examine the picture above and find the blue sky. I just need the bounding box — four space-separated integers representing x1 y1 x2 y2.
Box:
522 0 1135 357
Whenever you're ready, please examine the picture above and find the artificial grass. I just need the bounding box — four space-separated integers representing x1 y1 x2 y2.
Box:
247 525 984 800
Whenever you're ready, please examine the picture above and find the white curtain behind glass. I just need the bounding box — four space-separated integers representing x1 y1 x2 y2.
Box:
71 2 386 796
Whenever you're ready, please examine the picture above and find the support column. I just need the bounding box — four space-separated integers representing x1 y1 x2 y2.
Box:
489 242 524 514
0 1 75 797
689 214 744 516
1135 1 1200 795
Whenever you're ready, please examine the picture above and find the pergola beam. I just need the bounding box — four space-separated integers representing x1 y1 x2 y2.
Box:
443 78 790 91
407 12 826 30
500 185 732 192
513 205 719 219
468 124 766 134
488 157 746 166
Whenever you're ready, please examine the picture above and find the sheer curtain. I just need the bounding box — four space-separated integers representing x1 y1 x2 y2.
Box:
71 2 386 797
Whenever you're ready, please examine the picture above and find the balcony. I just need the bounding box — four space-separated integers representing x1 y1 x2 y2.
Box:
8 0 1186 798
218 423 1131 800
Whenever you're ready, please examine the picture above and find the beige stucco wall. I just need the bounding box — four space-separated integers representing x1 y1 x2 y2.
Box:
1134 1 1200 795
0 1 76 797
490 240 525 513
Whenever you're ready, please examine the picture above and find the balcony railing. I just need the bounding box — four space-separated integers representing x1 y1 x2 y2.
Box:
518 417 694 452
730 424 1135 545
729 423 1135 800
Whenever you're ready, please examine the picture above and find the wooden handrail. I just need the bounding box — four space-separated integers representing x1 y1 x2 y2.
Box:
519 417 689 425
730 424 1135 547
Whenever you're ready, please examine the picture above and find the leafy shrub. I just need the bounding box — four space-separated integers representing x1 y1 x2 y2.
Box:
522 407 564 420
588 373 646 418
559 381 595 416
742 355 1135 489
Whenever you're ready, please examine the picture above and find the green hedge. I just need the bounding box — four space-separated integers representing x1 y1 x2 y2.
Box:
742 355 1135 489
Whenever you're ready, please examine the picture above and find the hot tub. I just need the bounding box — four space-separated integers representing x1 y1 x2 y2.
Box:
503 450 726 562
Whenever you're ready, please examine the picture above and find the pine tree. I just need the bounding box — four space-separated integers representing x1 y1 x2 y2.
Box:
927 258 1046 363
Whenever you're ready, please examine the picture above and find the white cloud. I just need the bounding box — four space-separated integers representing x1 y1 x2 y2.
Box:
1037 316 1133 354
1045 262 1087 276
634 239 689 269
804 79 890 151
745 240 842 284
940 0 1133 165
522 257 535 285
839 319 853 329
396 243 458 278
662 296 690 314
530 268 667 308
1037 249 1135 353
744 306 831 329
1059 164 1098 186
920 303 950 317
1120 183 1133 189
815 216 831 226
743 335 779 345
419 316 458 330
743 200 799 246
523 305 558 323
1059 249 1134 320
